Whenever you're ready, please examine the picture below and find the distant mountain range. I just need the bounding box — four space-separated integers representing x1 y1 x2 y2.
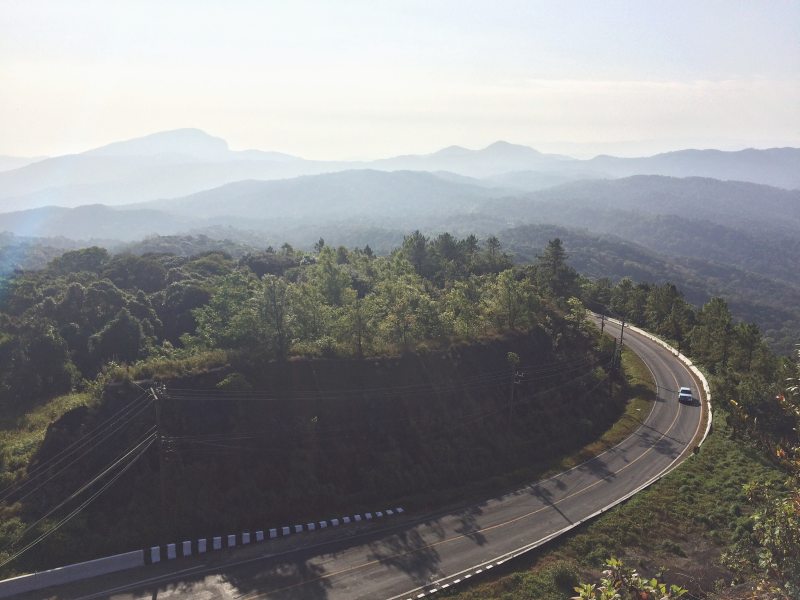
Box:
2 129 800 352
0 128 798 212
2 170 798 246
0 155 47 173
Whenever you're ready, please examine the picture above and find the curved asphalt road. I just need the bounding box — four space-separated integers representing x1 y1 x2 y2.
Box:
31 321 704 600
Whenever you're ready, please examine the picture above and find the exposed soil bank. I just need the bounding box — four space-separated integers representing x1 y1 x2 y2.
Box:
27 327 618 569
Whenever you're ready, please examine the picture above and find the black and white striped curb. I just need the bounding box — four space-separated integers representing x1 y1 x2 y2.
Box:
145 507 404 564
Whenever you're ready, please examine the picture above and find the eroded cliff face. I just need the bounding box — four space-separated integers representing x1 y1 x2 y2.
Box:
29 327 618 564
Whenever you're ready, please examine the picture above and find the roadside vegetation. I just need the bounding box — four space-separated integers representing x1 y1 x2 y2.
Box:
0 392 94 490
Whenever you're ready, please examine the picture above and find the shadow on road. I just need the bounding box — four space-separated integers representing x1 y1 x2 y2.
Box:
219 556 332 600
367 527 443 587
452 506 488 546
575 455 616 480
529 483 572 525
634 428 684 458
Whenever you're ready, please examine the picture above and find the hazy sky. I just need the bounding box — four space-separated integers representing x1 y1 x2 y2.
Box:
1 0 799 159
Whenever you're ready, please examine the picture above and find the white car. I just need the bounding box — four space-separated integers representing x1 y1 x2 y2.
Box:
678 386 693 404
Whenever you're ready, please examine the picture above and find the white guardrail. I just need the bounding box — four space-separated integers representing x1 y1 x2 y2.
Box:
604 317 713 449
391 316 713 600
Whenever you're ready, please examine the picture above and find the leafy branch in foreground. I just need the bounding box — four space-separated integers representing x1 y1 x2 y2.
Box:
572 557 687 600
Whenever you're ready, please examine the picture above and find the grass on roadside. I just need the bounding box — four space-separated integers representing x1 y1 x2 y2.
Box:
0 392 95 489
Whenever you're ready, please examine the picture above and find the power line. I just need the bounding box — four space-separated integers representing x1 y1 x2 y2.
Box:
165 357 599 403
163 361 607 444
166 364 609 453
0 397 154 504
0 432 156 571
0 428 157 560
0 391 151 498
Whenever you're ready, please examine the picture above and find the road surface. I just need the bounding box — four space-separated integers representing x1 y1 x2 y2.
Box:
30 320 705 600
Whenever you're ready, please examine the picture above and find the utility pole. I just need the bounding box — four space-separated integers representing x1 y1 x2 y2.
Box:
506 352 520 428
150 387 168 541
600 313 605 335
609 339 617 395
616 317 626 372
509 369 524 426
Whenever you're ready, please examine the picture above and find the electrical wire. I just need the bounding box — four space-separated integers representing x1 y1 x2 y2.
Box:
0 433 156 570
1 427 157 556
168 364 608 453
164 360 607 444
166 355 593 398
0 391 151 500
0 398 154 504
165 356 599 403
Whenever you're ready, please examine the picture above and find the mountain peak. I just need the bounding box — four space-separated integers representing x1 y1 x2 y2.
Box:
432 145 471 157
84 128 230 159
481 140 542 156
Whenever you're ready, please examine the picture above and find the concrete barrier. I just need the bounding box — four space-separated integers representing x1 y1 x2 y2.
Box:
0 550 144 598
0 504 407 598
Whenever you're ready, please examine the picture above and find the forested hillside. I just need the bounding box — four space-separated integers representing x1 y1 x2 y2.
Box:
0 235 622 574
0 232 797 594
501 224 800 353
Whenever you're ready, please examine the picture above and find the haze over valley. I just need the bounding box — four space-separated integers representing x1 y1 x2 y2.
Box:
2 129 799 351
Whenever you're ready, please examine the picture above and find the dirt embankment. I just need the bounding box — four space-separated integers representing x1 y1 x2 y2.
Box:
30 327 618 563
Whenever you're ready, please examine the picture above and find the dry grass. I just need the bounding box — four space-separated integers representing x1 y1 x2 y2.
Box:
0 392 94 486
102 349 230 382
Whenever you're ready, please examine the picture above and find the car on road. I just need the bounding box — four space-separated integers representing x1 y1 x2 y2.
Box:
678 386 693 404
